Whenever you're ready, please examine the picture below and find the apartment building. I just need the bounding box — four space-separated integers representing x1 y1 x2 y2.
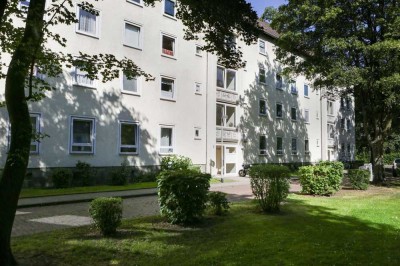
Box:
0 0 355 180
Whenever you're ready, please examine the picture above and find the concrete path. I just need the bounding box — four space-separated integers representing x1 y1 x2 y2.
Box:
13 177 301 237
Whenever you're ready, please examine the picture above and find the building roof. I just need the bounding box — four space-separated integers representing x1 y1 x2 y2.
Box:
258 21 280 39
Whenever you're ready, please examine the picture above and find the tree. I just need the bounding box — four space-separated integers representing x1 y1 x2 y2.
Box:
269 0 400 183
0 0 260 264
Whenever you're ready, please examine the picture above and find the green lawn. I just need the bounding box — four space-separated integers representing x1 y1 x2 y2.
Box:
20 178 232 198
13 186 400 265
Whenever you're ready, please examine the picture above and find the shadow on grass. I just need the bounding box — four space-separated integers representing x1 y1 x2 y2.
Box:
14 196 400 266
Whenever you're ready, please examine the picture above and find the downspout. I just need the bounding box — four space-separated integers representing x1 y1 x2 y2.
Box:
205 51 209 174
320 87 323 161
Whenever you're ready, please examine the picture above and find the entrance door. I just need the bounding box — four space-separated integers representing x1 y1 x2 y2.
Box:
215 145 237 176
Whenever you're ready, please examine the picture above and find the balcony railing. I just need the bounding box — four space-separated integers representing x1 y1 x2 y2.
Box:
216 127 239 142
216 89 238 104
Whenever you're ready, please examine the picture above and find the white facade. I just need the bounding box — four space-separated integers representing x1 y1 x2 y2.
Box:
0 0 355 178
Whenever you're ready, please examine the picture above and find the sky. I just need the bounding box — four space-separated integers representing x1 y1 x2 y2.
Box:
247 0 287 17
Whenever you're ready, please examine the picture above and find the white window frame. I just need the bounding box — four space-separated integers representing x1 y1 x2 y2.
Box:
304 109 310 124
163 0 176 18
121 71 140 96
123 21 142 50
259 98 267 116
327 100 334 116
276 74 283 90
305 138 310 154
291 107 297 121
276 103 283 119
291 138 298 155
159 125 175 155
259 39 266 55
290 80 298 94
327 123 335 140
195 44 203 57
217 103 236 128
160 75 176 101
216 66 236 91
259 66 267 84
194 127 201 140
126 0 143 7
30 113 41 154
304 84 309 97
194 82 202 95
161 32 177 59
259 135 267 155
69 116 96 154
75 6 100 38
276 136 283 156
72 67 96 89
119 121 139 155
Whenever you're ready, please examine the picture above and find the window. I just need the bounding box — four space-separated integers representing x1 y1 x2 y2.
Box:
304 109 310 123
216 103 236 128
341 143 345 154
304 84 309 97
34 66 46 80
276 103 283 119
277 137 283 155
259 67 266 84
290 80 297 94
346 98 351 110
161 77 175 100
327 100 334 115
327 123 335 139
162 34 176 57
291 107 297 121
164 0 175 17
305 139 310 154
124 22 141 49
347 143 351 155
259 135 267 155
340 97 345 109
195 82 202 94
291 138 297 155
259 99 267 116
194 127 201 140
119 122 139 154
19 0 30 10
30 113 40 154
195 45 202 56
317 138 320 147
73 67 95 88
276 74 283 90
216 67 236 91
346 119 351 130
127 0 141 5
76 7 99 37
70 117 95 154
259 39 266 55
340 118 345 129
122 72 138 94
225 36 236 50
160 126 174 154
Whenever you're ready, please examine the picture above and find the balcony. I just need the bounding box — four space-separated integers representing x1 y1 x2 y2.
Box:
216 127 239 142
328 138 336 147
216 89 238 104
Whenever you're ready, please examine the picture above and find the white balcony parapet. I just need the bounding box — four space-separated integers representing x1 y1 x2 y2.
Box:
216 89 238 104
216 127 239 142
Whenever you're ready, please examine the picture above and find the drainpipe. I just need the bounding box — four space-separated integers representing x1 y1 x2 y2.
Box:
206 51 209 174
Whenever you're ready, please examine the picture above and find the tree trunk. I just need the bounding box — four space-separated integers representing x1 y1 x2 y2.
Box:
0 0 46 264
370 137 385 183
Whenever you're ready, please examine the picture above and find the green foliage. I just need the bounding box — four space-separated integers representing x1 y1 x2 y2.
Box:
51 168 73 188
383 153 400 165
299 161 344 196
111 159 131 186
160 155 195 171
348 169 370 190
89 197 123 236
134 171 158 183
73 161 94 187
207 191 230 215
248 165 290 212
157 169 211 224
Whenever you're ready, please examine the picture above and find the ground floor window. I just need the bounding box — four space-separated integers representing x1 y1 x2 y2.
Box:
70 116 95 154
119 121 139 154
277 137 283 155
160 125 174 154
30 113 41 154
259 135 267 155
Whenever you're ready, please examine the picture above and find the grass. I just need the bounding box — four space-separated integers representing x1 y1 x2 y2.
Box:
12 186 400 265
20 179 234 198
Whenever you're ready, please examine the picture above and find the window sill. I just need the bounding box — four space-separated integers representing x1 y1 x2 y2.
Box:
123 44 142 51
119 152 139 156
160 97 176 102
75 30 99 40
126 0 144 8
161 54 177 60
276 117 284 120
195 92 202 95
259 113 268 117
159 152 175 156
216 87 238 95
195 53 203 57
304 96 310 99
70 151 94 155
163 13 177 21
292 153 298 156
122 91 141 96
291 119 297 122
276 87 284 91
276 153 283 156
194 137 201 140
259 52 267 56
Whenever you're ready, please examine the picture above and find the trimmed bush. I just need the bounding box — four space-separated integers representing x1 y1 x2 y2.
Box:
73 161 94 186
111 159 131 186
248 164 290 213
89 197 123 236
51 169 73 188
348 169 370 190
207 191 229 215
157 169 211 224
160 155 194 171
299 161 344 196
134 171 158 183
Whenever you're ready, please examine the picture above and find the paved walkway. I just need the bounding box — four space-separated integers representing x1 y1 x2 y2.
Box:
13 177 301 237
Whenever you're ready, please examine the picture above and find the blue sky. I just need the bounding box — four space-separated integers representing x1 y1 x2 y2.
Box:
247 0 287 16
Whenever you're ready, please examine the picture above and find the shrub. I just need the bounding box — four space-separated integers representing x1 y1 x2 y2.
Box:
160 155 194 171
207 191 229 215
248 164 290 213
299 161 344 196
348 169 370 190
51 168 73 188
89 197 123 236
157 169 211 224
397 167 400 177
134 171 158 183
111 159 131 186
73 161 94 186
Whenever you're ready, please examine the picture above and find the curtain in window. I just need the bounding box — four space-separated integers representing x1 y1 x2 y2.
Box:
125 24 140 48
123 73 138 92
79 9 96 34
